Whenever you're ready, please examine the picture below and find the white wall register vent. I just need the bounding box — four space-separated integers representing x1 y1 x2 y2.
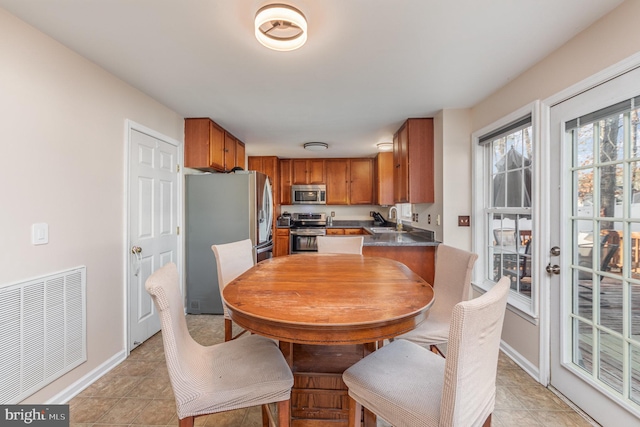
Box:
0 266 86 403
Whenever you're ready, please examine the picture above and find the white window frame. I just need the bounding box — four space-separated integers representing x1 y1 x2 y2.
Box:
472 101 542 321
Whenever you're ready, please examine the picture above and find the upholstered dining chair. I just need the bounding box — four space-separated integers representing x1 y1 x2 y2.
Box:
343 276 510 427
145 263 293 427
211 239 254 341
316 235 364 254
395 244 478 356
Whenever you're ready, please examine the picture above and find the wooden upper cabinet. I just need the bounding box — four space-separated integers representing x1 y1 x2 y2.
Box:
224 132 236 171
375 152 394 206
236 140 245 170
325 158 373 205
248 156 279 196
184 118 224 171
349 158 373 205
393 118 434 204
292 159 325 184
325 159 350 205
279 159 292 205
185 118 244 172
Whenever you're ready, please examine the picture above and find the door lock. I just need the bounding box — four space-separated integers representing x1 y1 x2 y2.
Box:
546 263 560 275
550 246 560 256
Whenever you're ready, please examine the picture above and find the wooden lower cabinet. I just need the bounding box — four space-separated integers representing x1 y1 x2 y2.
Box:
326 228 365 235
287 343 374 426
275 228 290 257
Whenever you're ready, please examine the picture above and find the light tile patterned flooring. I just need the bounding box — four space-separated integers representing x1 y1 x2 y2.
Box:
69 315 598 427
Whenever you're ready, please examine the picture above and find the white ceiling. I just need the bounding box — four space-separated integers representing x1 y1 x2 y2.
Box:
0 0 624 158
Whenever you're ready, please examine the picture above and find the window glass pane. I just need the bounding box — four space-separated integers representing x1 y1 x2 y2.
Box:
574 318 593 374
491 127 532 209
573 268 592 321
576 169 594 216
577 123 594 167
598 115 624 163
599 278 623 334
631 222 640 281
598 330 623 393
632 108 640 159
599 164 623 218
600 225 622 277
632 282 640 340
631 161 640 205
631 345 640 405
576 220 594 266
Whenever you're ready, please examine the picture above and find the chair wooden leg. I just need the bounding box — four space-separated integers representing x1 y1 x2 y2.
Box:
348 396 361 427
482 413 492 427
430 344 445 358
262 404 269 427
178 416 194 427
277 399 290 427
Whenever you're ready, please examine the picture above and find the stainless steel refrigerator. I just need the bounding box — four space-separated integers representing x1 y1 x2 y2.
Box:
185 171 273 314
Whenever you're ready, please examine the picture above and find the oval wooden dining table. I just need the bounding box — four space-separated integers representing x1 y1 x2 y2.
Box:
223 253 435 427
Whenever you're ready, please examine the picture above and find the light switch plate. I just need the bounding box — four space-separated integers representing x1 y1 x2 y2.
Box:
32 223 49 245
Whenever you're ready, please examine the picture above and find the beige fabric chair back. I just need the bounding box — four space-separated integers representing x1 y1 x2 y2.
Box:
145 262 293 426
342 277 510 427
316 235 364 254
145 263 199 398
395 244 478 348
431 244 478 319
212 239 255 318
439 276 510 426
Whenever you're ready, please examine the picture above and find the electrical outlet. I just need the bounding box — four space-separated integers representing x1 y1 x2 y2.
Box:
458 215 470 227
369 211 374 217
411 213 419 222
331 211 335 217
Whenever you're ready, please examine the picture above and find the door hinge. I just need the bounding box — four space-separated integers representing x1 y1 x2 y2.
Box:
176 226 180 235
176 164 180 173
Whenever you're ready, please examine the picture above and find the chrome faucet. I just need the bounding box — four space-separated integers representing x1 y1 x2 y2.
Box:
388 206 402 231
388 206 398 220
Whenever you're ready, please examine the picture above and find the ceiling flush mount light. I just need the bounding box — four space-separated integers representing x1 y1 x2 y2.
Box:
303 142 328 151
255 4 307 51
377 142 393 152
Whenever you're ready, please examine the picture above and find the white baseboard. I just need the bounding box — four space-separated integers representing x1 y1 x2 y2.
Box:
45 349 128 404
500 340 542 384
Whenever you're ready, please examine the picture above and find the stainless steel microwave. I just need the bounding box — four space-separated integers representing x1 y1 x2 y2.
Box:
291 184 326 204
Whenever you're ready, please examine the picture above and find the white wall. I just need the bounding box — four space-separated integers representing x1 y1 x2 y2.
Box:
0 9 183 402
466 0 640 369
441 109 473 250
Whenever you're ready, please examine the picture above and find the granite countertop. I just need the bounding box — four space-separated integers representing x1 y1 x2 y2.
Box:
325 220 440 247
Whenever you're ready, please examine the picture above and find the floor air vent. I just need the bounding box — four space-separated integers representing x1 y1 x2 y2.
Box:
0 266 86 403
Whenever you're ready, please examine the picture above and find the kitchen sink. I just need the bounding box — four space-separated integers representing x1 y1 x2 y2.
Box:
369 227 407 234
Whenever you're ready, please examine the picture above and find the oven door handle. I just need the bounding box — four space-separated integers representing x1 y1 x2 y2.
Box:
291 231 326 236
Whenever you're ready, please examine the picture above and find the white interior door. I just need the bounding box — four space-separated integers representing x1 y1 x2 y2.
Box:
128 126 179 350
549 67 640 426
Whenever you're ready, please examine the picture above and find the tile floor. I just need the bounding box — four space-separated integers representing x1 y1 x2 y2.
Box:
69 315 598 427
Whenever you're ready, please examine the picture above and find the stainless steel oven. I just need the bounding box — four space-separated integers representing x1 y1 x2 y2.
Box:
290 228 327 253
289 212 327 254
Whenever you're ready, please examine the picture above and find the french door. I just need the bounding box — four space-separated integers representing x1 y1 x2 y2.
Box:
549 66 640 426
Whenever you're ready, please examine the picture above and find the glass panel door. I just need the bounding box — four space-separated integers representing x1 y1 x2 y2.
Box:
549 66 640 425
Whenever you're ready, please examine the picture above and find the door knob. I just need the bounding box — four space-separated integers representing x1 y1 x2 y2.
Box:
546 263 560 275
131 246 142 254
